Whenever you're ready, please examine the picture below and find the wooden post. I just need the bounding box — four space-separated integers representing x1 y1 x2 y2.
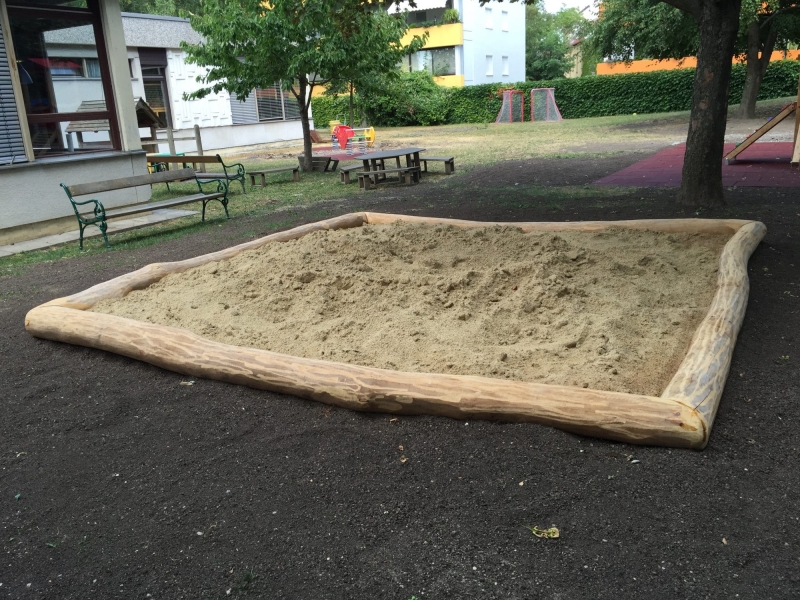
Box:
167 126 175 155
193 124 205 172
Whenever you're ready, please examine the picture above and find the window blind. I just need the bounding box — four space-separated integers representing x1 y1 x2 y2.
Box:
0 22 27 166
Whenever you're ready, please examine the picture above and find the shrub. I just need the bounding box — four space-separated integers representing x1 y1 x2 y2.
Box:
360 71 451 126
442 9 460 24
310 59 800 127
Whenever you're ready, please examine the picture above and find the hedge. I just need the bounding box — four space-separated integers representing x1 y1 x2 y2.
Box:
311 60 800 127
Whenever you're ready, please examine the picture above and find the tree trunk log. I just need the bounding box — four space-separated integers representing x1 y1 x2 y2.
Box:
678 0 742 207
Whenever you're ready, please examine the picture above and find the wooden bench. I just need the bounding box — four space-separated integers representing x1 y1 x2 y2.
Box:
297 155 340 172
61 168 229 250
358 166 420 190
421 156 455 175
249 166 300 187
146 153 247 194
339 164 363 184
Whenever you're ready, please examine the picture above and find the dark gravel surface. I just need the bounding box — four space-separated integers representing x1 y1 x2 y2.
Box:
1 154 799 599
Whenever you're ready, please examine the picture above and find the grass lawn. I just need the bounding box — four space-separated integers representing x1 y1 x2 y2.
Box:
1 96 794 277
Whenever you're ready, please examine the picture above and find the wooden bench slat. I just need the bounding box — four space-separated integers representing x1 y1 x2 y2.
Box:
146 154 222 164
249 167 299 174
68 168 196 196
98 193 224 219
421 156 455 174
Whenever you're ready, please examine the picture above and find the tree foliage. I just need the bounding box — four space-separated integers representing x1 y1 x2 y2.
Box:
181 0 423 168
525 4 589 80
588 0 698 62
119 0 204 16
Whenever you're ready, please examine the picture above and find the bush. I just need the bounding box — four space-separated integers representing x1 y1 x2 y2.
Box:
360 71 451 127
310 60 800 127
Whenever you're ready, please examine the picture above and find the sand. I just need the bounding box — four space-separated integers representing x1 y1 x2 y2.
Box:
91 222 728 396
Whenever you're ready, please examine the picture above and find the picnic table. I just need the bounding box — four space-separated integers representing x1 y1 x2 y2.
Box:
355 147 426 189
359 147 425 176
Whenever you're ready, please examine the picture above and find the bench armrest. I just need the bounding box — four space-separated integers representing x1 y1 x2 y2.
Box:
196 176 229 197
213 154 245 179
61 183 106 223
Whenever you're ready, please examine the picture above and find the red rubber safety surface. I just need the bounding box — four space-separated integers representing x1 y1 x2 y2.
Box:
595 142 800 187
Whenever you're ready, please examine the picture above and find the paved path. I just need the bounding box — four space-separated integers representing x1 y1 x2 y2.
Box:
0 208 197 257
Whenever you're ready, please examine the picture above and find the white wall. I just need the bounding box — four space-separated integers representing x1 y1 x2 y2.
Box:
0 151 149 232
165 48 233 131
460 0 525 86
151 120 304 154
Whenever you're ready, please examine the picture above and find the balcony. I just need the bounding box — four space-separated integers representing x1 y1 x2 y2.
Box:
401 22 463 50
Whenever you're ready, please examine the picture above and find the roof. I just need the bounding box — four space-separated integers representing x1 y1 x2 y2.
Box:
42 13 203 49
65 98 165 133
388 0 448 14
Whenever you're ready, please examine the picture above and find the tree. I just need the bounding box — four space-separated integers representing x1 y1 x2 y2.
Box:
182 0 424 170
525 5 589 80
494 0 741 206
323 13 427 127
119 0 204 16
588 0 698 62
736 1 800 118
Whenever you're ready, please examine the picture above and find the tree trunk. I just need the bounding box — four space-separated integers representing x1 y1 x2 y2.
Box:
678 0 741 207
297 76 313 172
736 20 778 119
349 82 355 127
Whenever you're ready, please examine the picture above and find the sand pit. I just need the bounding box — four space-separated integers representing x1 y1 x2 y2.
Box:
26 213 766 448
91 222 727 397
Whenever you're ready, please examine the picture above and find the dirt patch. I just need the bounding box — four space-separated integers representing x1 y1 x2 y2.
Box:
92 222 727 396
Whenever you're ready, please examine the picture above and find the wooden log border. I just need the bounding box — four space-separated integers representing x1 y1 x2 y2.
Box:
25 213 767 449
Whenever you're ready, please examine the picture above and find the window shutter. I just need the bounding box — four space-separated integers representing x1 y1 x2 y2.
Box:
230 90 258 124
0 22 27 166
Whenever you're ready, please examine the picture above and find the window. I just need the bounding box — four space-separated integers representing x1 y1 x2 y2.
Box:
501 10 509 31
230 82 301 125
5 2 120 158
485 7 493 29
502 56 509 76
486 55 493 77
407 47 457 77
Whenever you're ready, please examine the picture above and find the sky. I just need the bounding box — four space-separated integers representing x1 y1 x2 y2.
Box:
542 0 598 18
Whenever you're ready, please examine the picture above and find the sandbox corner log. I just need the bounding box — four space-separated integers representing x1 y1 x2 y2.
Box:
25 304 709 449
661 220 767 436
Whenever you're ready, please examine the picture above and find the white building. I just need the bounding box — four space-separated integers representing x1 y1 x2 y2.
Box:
122 12 304 153
395 0 526 87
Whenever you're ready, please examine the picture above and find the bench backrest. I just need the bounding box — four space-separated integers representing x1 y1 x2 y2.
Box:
146 154 222 164
66 168 196 197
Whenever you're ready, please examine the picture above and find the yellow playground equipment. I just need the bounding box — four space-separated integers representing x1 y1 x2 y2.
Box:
329 121 376 148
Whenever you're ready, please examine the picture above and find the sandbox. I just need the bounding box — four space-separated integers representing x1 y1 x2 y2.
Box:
25 213 766 449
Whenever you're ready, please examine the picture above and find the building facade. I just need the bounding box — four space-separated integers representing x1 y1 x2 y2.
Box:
0 0 147 244
0 4 306 243
122 13 304 154
396 0 526 87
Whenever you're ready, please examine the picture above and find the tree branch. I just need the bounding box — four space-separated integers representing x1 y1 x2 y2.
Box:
661 0 701 18
760 4 800 31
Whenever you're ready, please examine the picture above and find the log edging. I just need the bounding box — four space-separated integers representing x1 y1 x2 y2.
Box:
24 212 766 449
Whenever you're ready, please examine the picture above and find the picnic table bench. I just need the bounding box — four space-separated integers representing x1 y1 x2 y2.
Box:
339 164 363 184
298 155 340 172
358 166 420 190
146 154 247 194
421 156 455 175
249 166 300 187
61 168 229 250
